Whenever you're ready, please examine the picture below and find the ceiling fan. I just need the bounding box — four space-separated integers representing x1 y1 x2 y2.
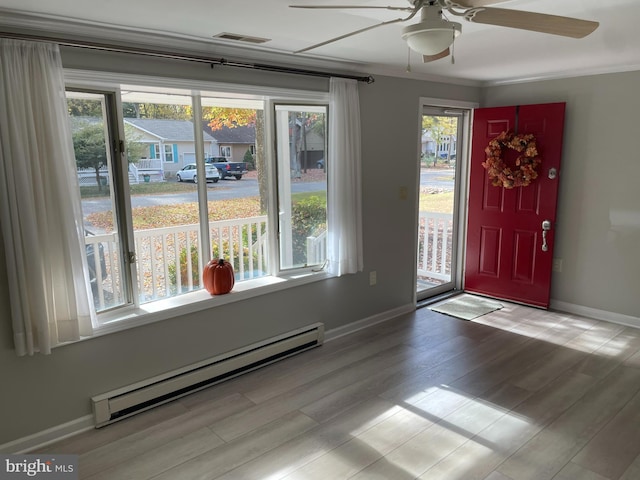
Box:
290 0 599 63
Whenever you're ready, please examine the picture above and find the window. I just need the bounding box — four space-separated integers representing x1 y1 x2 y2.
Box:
275 105 327 270
164 144 174 163
67 80 329 324
67 91 129 312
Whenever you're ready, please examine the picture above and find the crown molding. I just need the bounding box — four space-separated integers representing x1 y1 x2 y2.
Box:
482 62 640 87
0 8 370 79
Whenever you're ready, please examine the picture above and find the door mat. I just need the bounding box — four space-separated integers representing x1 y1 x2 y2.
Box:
429 294 503 321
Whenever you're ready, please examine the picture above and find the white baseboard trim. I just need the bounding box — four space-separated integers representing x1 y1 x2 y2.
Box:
2 304 416 453
0 415 94 454
325 303 416 342
550 299 640 329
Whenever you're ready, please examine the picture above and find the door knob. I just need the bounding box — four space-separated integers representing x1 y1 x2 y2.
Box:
541 220 551 252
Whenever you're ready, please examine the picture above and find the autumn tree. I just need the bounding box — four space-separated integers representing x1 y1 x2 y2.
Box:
422 115 458 166
202 107 268 212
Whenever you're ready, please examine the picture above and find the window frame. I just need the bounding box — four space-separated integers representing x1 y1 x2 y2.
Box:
65 70 332 333
272 102 329 272
219 145 231 157
163 144 174 163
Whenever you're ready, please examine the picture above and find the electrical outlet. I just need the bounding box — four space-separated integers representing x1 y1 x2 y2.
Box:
369 270 377 286
552 258 563 272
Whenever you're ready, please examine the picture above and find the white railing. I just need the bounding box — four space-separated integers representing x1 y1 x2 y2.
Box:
86 212 451 310
417 211 454 282
84 216 268 309
129 163 139 184
306 230 327 265
136 159 163 170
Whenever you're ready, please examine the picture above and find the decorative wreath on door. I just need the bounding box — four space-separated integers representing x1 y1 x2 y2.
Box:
482 131 541 189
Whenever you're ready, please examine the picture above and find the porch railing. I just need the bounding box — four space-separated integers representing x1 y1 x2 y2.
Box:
85 216 268 310
135 159 163 170
306 230 327 265
85 211 453 311
417 211 454 282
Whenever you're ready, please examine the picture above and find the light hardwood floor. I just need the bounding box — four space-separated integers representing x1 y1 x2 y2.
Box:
38 299 640 479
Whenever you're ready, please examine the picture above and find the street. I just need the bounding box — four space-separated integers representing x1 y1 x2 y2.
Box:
82 168 455 215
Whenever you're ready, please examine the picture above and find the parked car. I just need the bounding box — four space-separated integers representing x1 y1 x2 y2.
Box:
205 156 248 180
176 163 220 183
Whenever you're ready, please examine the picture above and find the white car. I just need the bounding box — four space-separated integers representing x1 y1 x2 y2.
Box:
176 163 220 183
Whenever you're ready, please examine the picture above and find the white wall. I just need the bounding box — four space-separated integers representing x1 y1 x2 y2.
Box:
483 72 640 319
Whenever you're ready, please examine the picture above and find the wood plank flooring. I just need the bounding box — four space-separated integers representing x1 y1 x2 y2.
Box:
37 299 640 479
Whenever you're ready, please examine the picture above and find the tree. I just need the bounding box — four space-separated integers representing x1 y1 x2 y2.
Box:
243 148 255 170
67 99 102 117
203 107 268 212
73 123 145 192
122 103 192 120
204 108 256 130
422 115 457 166
292 112 323 173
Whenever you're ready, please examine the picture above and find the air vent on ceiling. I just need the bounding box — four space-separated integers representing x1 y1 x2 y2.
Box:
213 32 270 44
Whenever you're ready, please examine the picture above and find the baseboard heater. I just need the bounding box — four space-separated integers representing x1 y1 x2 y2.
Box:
91 322 324 427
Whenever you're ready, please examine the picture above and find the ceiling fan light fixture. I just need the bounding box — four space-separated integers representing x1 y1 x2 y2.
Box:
401 20 461 56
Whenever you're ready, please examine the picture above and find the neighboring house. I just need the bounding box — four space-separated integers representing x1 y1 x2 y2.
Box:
295 126 325 170
437 134 456 159
422 132 456 160
125 118 217 180
203 124 256 163
421 131 435 157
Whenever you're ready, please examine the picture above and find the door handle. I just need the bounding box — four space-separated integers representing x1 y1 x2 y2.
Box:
541 220 552 252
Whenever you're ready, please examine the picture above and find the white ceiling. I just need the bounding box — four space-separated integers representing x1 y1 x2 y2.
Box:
0 0 639 85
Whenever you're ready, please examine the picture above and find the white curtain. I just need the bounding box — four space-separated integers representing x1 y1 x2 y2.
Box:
0 39 95 355
327 77 363 276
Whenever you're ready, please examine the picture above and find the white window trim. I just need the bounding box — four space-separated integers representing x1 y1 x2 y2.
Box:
163 144 174 163
79 270 334 341
64 69 329 103
62 68 332 340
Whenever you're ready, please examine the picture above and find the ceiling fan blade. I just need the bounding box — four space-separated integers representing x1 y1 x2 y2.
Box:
295 17 406 53
423 48 450 63
466 7 599 38
290 5 412 12
448 0 512 7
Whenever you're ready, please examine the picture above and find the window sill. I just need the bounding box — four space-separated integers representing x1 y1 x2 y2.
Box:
90 270 334 338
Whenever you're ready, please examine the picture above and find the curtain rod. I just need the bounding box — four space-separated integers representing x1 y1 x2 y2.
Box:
0 31 375 84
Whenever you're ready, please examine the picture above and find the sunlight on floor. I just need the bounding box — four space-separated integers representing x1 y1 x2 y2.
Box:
343 385 533 479
472 302 633 356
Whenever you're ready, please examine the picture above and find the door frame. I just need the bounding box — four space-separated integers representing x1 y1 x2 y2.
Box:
463 103 566 308
414 97 478 304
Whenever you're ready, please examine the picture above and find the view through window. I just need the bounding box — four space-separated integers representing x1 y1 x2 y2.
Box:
68 84 328 318
417 112 459 299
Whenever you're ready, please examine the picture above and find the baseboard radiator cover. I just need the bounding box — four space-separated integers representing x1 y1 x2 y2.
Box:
91 322 324 427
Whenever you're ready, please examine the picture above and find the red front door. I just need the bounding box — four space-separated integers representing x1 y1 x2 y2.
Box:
464 103 565 308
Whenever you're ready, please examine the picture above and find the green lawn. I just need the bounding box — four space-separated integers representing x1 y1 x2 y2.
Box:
419 191 455 214
81 182 196 198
